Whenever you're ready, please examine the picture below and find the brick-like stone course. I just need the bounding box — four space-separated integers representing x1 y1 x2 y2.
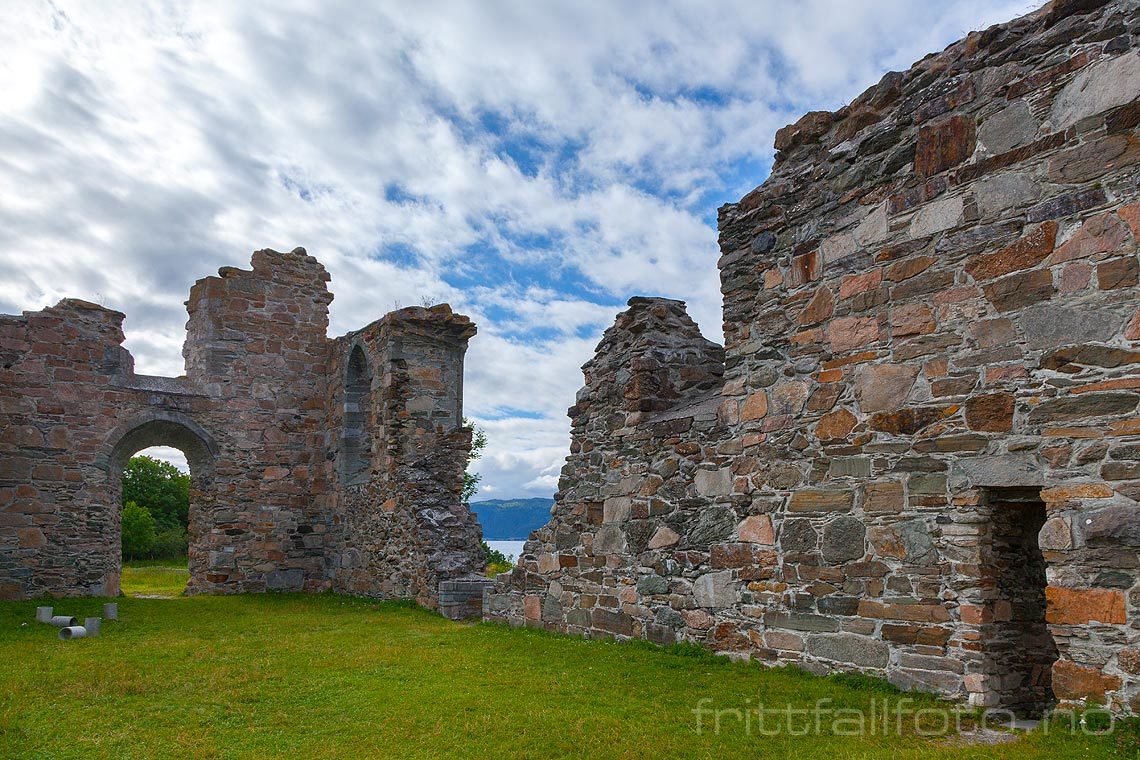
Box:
0 248 482 606
487 0 1140 716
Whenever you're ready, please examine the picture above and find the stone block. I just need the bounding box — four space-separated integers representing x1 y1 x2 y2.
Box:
779 518 818 552
821 516 866 563
738 514 774 545
1051 51 1140 130
808 633 889 668
853 364 918 413
603 497 631 523
694 468 733 497
1045 586 1127 625
789 489 853 513
964 393 1014 432
1080 505 1140 546
915 114 975 178
693 571 738 608
1052 660 1123 703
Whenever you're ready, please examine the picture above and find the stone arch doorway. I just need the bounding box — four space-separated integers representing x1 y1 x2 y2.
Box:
101 411 219 596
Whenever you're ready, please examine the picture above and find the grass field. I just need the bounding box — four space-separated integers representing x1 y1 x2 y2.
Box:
120 559 190 598
0 584 1131 758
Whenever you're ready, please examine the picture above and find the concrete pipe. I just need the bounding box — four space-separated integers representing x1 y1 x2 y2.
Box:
35 606 53 623
49 615 78 628
103 602 118 620
58 626 87 640
84 617 101 637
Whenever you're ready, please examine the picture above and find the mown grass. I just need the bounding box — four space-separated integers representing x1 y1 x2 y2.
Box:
0 594 1127 759
120 559 189 598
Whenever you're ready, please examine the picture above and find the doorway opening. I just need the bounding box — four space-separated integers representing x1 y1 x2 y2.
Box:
120 446 191 597
982 487 1058 717
105 413 218 597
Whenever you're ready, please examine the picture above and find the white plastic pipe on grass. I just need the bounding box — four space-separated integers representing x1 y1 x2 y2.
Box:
49 615 77 627
58 626 86 640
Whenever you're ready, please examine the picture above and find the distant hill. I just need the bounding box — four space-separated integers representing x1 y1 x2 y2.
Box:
470 498 554 540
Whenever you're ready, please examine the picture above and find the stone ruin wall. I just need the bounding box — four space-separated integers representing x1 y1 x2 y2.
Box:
0 247 484 606
487 0 1140 715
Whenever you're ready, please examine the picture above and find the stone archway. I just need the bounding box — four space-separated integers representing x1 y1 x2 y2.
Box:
101 411 219 596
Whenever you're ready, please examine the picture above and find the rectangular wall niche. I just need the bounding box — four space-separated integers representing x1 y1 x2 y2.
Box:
982 487 1058 717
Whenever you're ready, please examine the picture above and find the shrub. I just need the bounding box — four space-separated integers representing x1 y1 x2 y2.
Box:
122 501 156 560
483 541 515 577
153 524 188 560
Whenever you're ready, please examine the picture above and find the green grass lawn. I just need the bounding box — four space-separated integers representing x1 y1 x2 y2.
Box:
120 559 190 598
0 593 1129 759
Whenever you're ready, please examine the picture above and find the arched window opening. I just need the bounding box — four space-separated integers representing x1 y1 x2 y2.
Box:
343 345 373 486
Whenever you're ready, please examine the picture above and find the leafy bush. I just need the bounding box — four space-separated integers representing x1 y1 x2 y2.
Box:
483 541 515 577
121 500 156 560
153 524 189 560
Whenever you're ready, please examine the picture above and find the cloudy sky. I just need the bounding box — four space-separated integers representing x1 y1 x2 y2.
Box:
1 0 1033 499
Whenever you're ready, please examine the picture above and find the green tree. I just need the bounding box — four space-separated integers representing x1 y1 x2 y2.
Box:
122 455 190 531
462 417 487 504
121 501 156 560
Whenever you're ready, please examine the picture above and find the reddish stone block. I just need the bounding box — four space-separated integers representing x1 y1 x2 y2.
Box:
838 270 882 301
1050 212 1129 265
981 269 1053 312
964 393 1014 432
797 286 835 324
828 316 879 353
741 391 768 421
1052 660 1122 704
914 114 976 178
964 222 1057 281
1097 257 1139 290
816 408 857 441
1046 586 1127 625
869 405 958 435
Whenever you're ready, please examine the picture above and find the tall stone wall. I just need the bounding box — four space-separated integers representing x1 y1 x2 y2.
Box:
487 0 1140 715
0 247 482 604
326 305 483 608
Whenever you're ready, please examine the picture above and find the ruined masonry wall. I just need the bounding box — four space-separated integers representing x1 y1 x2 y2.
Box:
487 0 1140 715
0 247 483 604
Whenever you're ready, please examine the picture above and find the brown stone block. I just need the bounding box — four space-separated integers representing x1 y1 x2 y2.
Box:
858 600 950 623
789 489 853 513
1045 585 1126 625
863 482 904 513
816 408 857 442
915 114 976 178
1052 660 1122 704
1040 483 1113 502
789 250 821 287
798 286 835 325
828 316 879 354
1050 212 1130 265
964 393 1014 432
741 391 768 421
1097 257 1139 290
869 405 958 435
838 270 882 300
982 269 1053 312
964 222 1057 281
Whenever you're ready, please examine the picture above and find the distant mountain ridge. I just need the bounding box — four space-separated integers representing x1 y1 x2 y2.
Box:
470 498 554 540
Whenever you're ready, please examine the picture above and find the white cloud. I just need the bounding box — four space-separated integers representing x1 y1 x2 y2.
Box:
0 0 1031 498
